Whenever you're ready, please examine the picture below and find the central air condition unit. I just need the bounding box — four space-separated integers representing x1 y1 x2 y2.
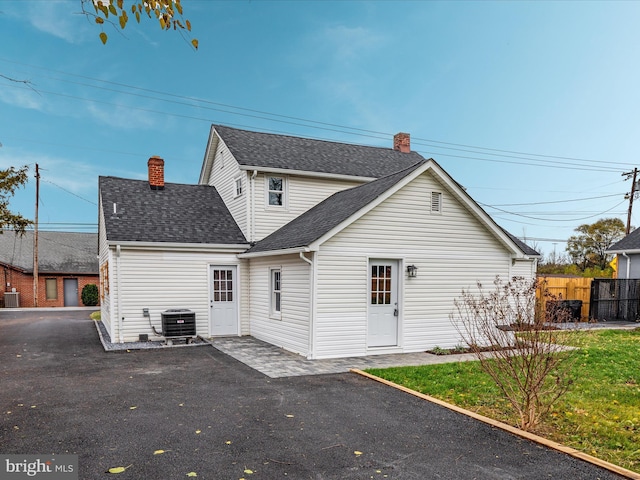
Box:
161 309 196 339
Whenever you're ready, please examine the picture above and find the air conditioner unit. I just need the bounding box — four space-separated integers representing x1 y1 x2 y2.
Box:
161 309 196 339
4 292 20 308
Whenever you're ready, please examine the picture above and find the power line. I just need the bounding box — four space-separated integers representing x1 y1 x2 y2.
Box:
1 57 636 174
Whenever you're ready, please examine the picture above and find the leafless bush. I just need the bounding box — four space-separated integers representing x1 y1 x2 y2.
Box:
450 276 580 431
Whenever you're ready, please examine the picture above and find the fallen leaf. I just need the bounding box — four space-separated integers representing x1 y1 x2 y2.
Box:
285 414 294 418
16 354 21 358
186 473 197 477
244 469 254 474
195 430 201 434
178 403 184 407
354 451 363 456
107 464 132 474
30 406 36 409
129 406 137 410
153 449 169 455
225 441 232 445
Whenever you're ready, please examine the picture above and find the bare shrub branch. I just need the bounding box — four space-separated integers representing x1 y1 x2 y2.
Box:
451 276 581 431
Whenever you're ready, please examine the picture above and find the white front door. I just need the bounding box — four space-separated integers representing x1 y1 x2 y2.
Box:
210 266 238 336
368 260 399 347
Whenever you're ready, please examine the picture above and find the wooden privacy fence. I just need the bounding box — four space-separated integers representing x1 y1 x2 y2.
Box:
536 275 592 321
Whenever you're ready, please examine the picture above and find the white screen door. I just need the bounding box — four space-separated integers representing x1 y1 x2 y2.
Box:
210 266 238 336
368 260 399 347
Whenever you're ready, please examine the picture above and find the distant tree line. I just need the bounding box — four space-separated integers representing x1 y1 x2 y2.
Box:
537 218 625 278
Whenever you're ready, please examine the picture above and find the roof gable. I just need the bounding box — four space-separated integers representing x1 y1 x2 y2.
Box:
244 158 539 258
207 125 425 179
0 231 98 274
99 176 247 245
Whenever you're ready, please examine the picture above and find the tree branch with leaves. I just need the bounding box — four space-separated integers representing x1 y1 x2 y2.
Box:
0 166 32 234
80 0 198 49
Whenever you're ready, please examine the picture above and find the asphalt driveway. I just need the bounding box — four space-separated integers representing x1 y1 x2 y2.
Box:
0 310 627 479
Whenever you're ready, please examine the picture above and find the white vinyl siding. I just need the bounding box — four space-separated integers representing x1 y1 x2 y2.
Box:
253 173 362 241
98 201 114 339
204 139 248 238
313 170 523 359
248 254 311 356
108 248 243 343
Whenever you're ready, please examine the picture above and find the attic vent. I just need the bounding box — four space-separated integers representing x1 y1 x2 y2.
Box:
113 202 117 214
430 192 442 213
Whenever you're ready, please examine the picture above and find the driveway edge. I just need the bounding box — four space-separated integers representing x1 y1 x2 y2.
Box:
351 368 640 480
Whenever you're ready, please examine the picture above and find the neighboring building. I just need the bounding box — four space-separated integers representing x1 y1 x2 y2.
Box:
606 229 640 278
98 125 539 358
0 231 99 308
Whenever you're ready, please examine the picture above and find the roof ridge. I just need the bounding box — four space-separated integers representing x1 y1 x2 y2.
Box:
213 123 403 153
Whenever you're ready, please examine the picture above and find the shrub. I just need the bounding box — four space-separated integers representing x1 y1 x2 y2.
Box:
451 276 580 431
81 284 99 306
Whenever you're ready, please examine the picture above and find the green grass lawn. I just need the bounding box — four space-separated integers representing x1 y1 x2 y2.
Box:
366 328 640 473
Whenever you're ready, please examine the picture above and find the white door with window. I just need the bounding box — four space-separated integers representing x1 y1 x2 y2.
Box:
210 266 238 336
368 260 399 347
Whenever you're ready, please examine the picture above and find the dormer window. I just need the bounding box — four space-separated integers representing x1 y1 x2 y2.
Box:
267 176 285 206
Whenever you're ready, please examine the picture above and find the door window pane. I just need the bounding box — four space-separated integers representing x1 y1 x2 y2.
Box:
371 264 392 305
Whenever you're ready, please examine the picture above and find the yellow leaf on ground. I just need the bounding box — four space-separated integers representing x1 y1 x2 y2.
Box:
285 414 294 418
129 406 137 410
244 469 253 474
195 430 201 434
107 464 132 474
225 441 232 445
354 451 363 456
186 473 197 477
153 450 168 455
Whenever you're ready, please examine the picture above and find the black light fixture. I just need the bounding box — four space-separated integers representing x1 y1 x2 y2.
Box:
407 264 418 278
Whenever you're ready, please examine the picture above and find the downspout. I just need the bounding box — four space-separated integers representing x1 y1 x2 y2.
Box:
622 252 630 279
250 170 258 243
299 251 315 359
116 244 124 343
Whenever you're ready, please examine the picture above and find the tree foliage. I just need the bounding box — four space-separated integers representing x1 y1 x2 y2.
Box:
451 276 580 431
81 0 198 49
566 218 625 271
0 166 32 234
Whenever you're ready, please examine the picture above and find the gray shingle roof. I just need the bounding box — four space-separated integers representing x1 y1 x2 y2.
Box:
99 177 247 245
214 125 426 178
246 161 428 254
502 230 541 257
607 228 640 252
0 230 98 274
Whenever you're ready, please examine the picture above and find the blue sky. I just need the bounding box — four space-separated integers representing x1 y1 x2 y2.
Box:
1 0 639 259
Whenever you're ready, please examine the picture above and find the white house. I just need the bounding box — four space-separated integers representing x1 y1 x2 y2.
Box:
98 125 539 358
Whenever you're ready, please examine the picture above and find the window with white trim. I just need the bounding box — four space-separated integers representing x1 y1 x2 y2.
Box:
267 176 285 206
430 191 442 213
270 268 282 318
234 177 243 197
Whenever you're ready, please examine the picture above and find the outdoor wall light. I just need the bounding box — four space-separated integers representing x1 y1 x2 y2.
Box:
406 264 418 278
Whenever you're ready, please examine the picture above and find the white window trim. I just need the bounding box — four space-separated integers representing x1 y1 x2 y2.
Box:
265 175 288 209
270 267 282 320
430 191 442 214
233 176 243 198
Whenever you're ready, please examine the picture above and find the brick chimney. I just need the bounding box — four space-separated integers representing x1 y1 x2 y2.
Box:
148 156 165 190
393 132 410 153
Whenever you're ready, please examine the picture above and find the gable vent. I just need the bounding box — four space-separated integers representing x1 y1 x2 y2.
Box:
431 191 442 213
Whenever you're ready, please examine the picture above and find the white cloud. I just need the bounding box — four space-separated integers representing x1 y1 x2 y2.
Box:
86 102 157 130
0 84 44 111
26 1 86 43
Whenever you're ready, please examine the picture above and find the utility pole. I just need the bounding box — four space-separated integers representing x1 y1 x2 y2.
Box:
623 168 638 235
33 164 40 307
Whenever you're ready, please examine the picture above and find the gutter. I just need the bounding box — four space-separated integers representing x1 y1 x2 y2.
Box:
116 244 123 343
299 251 316 359
622 252 631 279
250 170 257 243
